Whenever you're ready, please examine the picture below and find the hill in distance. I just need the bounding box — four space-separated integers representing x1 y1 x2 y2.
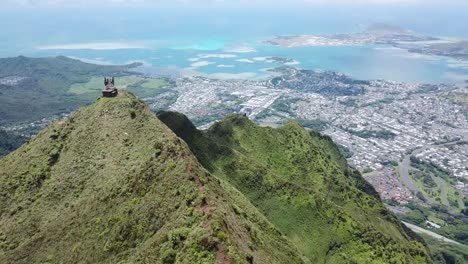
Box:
0 56 141 126
1 93 431 263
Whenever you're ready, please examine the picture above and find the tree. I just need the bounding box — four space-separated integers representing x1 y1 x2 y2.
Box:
461 209 468 217
410 155 421 164
416 191 427 202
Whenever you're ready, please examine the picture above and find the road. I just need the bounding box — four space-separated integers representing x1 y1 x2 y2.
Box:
398 140 464 205
399 155 419 192
398 151 435 204
402 221 468 249
397 140 462 204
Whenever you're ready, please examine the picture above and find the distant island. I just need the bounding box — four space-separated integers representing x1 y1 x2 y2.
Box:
266 23 468 61
407 40 468 61
265 23 437 47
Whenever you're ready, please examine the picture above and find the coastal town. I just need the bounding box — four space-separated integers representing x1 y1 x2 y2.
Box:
151 68 468 207
0 76 26 86
2 67 467 209
162 69 467 177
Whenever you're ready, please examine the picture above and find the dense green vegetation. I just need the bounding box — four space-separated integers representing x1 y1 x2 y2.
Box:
158 111 431 263
0 130 27 157
410 156 452 181
401 202 468 246
271 97 300 114
444 92 468 106
340 98 359 107
69 75 174 98
410 156 465 209
297 118 329 131
421 234 468 264
410 169 437 188
0 56 141 125
344 128 397 140
337 144 354 159
437 225 468 246
0 93 307 263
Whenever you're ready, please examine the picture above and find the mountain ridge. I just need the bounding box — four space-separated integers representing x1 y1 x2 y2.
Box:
0 93 307 263
158 111 432 263
0 94 431 263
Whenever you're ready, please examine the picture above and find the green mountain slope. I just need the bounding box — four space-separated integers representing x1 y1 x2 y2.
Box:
158 111 432 264
0 93 307 264
0 56 140 125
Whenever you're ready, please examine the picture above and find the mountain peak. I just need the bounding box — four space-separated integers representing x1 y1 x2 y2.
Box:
0 95 307 263
159 111 432 263
0 97 431 263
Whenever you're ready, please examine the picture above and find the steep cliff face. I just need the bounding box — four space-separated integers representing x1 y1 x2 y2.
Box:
0 93 306 264
158 111 432 264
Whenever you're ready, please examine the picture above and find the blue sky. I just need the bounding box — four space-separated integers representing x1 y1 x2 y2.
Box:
0 0 466 41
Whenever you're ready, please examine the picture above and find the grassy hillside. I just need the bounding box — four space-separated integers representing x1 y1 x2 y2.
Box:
0 93 307 263
158 111 432 264
0 56 141 125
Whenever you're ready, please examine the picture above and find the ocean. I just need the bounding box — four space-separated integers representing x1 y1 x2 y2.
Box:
1 6 468 84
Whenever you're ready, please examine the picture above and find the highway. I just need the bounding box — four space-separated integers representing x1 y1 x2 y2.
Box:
402 221 468 249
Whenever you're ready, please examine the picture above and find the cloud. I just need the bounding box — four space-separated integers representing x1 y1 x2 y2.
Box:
236 59 255 63
217 64 235 68
190 60 215 68
198 54 237 59
284 60 300 65
224 46 257 53
37 42 145 50
65 56 114 65
1 0 462 7
304 0 421 3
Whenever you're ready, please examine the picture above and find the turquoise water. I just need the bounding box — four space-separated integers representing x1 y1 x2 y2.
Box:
22 44 468 84
1 7 468 84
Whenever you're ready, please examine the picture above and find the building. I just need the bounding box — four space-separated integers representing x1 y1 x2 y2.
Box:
102 77 118 97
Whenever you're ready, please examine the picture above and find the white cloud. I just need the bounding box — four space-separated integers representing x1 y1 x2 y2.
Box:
198 54 237 59
284 60 300 65
190 60 215 68
65 56 114 65
37 42 145 50
303 0 421 3
236 59 255 63
224 46 257 53
217 64 235 68
1 0 461 7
